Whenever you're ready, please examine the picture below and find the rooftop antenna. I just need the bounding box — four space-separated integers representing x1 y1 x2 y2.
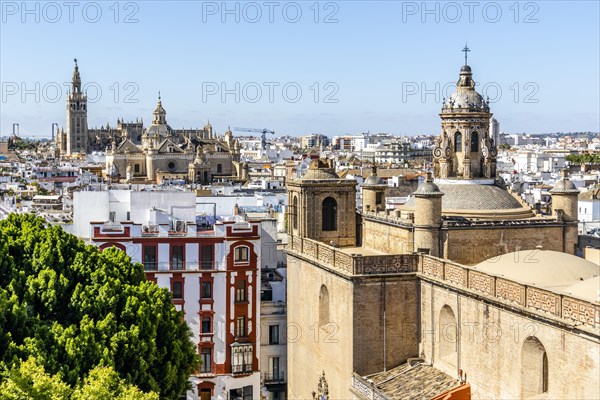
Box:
462 44 470 65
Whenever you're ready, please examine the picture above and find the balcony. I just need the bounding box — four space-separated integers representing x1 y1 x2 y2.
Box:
143 261 221 272
232 364 253 375
263 371 285 383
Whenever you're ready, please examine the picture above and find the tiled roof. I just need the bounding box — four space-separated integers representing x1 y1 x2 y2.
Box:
369 363 460 400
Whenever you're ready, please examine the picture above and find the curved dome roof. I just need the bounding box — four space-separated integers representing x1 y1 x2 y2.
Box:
364 174 385 186
404 182 532 218
550 170 579 194
301 168 339 180
474 250 600 292
563 276 600 303
442 64 489 113
145 123 173 138
413 172 442 196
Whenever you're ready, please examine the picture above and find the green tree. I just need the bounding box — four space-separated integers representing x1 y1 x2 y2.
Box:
0 357 158 400
0 357 72 400
0 214 198 399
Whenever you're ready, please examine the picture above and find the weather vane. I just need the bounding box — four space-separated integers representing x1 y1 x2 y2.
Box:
462 44 470 65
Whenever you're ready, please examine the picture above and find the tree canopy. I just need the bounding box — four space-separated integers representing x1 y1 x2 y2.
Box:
565 153 600 164
0 214 198 399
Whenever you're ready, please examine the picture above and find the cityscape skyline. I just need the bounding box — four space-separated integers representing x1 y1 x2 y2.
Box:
1 1 599 137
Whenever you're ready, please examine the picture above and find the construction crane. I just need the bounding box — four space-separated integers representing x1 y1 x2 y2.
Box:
234 127 275 151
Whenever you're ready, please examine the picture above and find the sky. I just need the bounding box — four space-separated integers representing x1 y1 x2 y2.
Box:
1 0 599 138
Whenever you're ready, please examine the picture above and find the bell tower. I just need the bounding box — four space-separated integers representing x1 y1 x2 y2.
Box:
433 47 497 180
287 159 357 247
66 58 88 156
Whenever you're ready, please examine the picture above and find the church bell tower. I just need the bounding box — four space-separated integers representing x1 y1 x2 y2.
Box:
287 159 357 247
433 47 497 180
66 59 88 156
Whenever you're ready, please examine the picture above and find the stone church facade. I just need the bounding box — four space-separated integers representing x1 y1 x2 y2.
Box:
57 60 245 184
286 59 599 399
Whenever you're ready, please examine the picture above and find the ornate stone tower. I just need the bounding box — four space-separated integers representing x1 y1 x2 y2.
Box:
433 47 497 180
413 172 444 256
550 169 579 254
65 59 88 156
361 164 386 213
287 159 357 247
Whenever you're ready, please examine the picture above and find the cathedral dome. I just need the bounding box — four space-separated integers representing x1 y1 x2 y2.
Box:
404 182 534 219
442 64 489 113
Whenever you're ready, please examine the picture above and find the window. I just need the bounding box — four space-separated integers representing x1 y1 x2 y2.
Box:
292 196 298 230
201 245 214 269
217 164 223 173
322 197 337 231
109 211 116 222
200 348 212 373
231 345 253 375
171 245 184 270
229 385 253 400
234 246 250 263
454 132 462 152
236 280 247 302
236 316 246 338
143 245 157 271
134 164 140 173
471 131 479 152
201 317 211 334
201 282 212 299
172 281 183 299
269 325 279 345
269 357 280 381
168 161 176 171
319 285 330 327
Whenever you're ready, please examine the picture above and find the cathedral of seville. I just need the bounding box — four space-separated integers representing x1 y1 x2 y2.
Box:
286 59 599 399
56 60 246 184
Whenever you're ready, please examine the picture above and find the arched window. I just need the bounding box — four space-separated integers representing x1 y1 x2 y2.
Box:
471 131 479 152
319 285 329 327
234 246 250 263
521 336 549 398
454 132 462 152
292 196 298 230
322 197 337 231
439 305 457 366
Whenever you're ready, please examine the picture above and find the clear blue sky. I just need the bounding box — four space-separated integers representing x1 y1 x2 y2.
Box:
1 1 599 138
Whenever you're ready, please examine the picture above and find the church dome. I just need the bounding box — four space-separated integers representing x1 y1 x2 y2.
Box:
442 64 489 113
404 182 534 219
